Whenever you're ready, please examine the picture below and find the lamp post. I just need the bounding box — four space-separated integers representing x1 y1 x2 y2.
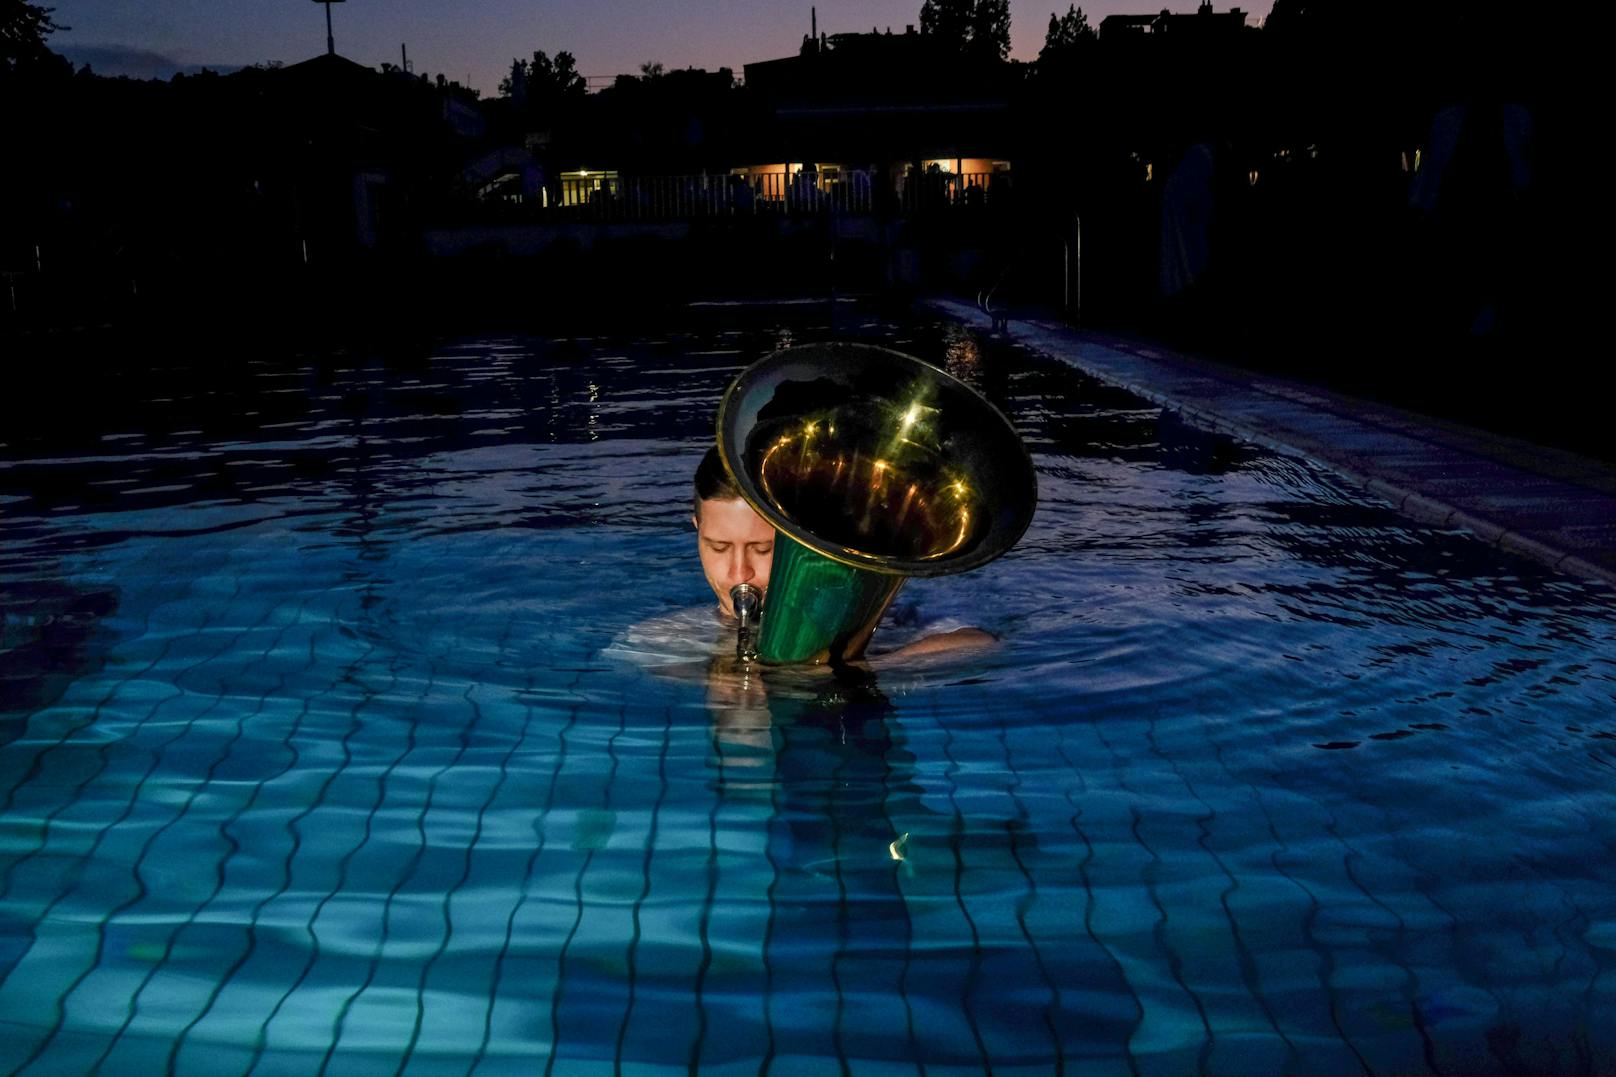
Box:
313 0 345 56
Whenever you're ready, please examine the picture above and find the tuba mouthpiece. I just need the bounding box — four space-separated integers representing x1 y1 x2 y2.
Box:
731 583 762 661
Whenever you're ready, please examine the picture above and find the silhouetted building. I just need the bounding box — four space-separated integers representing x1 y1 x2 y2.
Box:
740 29 1017 210
457 29 1018 220
1100 3 1248 41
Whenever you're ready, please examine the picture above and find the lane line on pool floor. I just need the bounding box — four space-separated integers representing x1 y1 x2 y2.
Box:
922 297 1616 589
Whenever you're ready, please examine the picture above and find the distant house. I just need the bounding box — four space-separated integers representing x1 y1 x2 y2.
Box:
257 53 473 259
1100 3 1249 41
739 29 1017 210
459 30 1018 220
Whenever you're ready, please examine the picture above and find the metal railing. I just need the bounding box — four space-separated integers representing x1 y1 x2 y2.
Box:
489 171 1012 222
897 170 1012 213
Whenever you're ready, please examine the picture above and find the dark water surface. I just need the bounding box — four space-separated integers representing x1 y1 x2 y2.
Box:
1 312 1613 1075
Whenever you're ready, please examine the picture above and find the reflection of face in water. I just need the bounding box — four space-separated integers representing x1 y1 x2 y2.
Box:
705 653 774 754
738 658 924 991
703 652 899 771
700 651 949 1023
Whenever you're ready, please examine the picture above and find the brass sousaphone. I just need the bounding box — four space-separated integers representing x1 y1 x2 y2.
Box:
717 342 1037 664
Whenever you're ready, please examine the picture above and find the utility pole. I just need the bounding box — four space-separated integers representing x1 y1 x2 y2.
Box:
313 0 345 56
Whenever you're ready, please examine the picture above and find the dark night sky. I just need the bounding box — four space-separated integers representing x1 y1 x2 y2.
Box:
47 0 1274 92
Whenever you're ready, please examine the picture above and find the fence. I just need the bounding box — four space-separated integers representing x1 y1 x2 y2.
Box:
518 170 1011 222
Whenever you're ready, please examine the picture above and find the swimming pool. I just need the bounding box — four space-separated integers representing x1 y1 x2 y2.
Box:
1 313 1612 1075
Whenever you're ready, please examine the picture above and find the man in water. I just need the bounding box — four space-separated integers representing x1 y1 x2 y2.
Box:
692 445 777 620
692 447 993 659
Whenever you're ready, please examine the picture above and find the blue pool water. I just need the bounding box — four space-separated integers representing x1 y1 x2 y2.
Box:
1 314 1613 1075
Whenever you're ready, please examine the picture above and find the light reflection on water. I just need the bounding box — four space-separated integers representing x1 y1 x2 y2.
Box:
0 315 1613 1075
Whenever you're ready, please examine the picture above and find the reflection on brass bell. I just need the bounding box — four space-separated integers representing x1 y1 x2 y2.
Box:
717 342 1037 664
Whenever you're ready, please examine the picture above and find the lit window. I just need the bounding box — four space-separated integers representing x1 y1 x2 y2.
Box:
559 170 619 206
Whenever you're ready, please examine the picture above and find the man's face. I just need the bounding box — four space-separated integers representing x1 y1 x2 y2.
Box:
694 497 776 618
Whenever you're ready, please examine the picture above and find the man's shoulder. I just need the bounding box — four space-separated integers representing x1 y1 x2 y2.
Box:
605 605 726 667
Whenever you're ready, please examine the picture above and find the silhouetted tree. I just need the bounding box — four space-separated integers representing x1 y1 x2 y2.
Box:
499 48 585 101
919 0 1010 60
640 60 664 79
1041 4 1095 55
536 50 586 98
970 0 1011 60
920 0 971 47
499 56 528 102
1 0 66 72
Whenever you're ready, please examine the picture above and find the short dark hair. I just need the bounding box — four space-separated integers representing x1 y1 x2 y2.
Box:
694 445 741 514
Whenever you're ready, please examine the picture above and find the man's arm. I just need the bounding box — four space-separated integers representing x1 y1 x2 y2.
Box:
873 626 997 663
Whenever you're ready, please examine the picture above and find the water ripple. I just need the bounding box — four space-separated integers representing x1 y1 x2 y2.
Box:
1 318 1612 1075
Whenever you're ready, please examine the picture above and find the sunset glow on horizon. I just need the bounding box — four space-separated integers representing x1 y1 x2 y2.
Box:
47 0 1275 95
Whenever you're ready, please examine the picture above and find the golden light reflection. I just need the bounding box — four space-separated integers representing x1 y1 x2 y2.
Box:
759 437 786 504
896 483 918 528
748 397 999 566
889 832 910 861
948 509 971 554
942 327 982 381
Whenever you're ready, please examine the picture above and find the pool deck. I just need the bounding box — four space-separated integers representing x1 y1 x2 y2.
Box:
924 297 1616 588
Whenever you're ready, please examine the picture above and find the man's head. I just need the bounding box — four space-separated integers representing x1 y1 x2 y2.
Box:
693 446 775 618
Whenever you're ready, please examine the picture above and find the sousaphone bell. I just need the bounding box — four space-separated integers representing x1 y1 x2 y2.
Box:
717 342 1037 664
